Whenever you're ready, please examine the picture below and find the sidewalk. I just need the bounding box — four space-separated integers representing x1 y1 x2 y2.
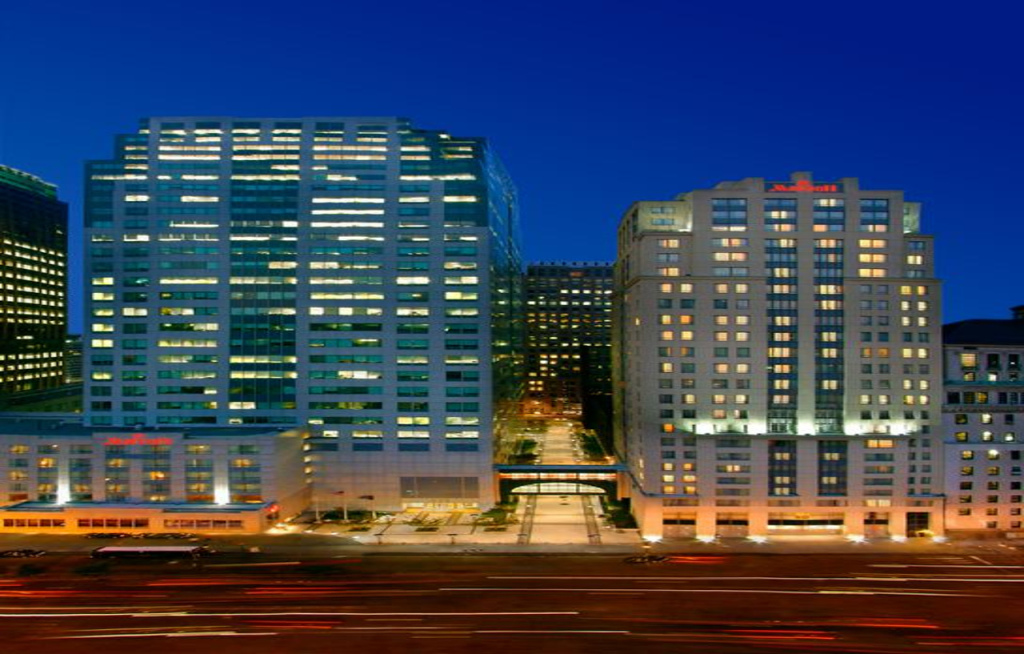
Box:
287 515 1021 556
336 535 1023 556
2 529 1019 557
302 503 643 549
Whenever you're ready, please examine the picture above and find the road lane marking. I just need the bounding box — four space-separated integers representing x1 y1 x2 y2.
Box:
0 606 193 610
43 632 279 639
0 610 580 618
489 574 1024 582
492 575 869 581
871 564 1023 569
476 630 630 635
326 627 444 631
204 562 303 568
442 587 983 597
919 557 969 560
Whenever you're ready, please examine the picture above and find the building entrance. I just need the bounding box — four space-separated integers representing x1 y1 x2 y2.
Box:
907 511 931 537
767 512 845 535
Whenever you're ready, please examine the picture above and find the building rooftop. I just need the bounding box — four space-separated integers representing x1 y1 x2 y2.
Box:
0 501 268 513
943 306 1024 346
0 416 300 438
0 164 58 198
528 261 614 268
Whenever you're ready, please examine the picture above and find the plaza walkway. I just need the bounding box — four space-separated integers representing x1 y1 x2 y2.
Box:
534 419 580 465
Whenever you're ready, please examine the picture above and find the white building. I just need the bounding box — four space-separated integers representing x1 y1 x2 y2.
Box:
614 173 944 539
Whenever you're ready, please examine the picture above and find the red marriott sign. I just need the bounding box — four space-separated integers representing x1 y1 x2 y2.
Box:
768 180 839 193
104 433 174 446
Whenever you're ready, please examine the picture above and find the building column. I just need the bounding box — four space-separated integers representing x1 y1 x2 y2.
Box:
845 507 865 538
888 509 907 537
634 494 664 540
747 508 768 538
696 507 717 539
929 506 946 536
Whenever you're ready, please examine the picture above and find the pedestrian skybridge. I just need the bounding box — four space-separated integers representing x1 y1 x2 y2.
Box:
495 463 624 498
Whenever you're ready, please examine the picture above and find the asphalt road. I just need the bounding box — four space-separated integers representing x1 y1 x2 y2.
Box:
0 548 1022 653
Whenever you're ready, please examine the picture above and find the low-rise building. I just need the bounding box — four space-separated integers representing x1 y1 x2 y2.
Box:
0 418 307 534
943 308 1024 538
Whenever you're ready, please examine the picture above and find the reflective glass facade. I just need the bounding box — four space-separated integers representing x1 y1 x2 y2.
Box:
84 117 521 509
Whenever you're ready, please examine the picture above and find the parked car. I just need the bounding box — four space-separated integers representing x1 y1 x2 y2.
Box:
0 549 46 558
84 532 131 539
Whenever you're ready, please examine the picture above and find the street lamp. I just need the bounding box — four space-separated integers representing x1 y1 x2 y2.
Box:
333 490 348 521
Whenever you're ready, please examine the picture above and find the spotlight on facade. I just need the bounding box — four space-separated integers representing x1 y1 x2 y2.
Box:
846 534 866 544
932 535 948 543
891 534 907 543
747 535 768 544
214 484 230 506
696 534 717 543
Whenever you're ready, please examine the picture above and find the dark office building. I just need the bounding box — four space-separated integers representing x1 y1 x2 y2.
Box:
0 165 67 399
524 262 613 421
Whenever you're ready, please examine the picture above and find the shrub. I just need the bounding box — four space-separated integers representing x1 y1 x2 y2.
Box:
73 562 111 576
16 564 45 577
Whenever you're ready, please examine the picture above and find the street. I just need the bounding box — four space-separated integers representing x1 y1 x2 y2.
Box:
0 548 1022 653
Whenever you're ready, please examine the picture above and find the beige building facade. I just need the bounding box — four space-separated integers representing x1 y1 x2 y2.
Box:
0 418 308 534
614 173 944 539
942 309 1024 538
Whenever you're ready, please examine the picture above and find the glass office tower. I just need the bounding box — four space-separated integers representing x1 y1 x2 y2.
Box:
0 165 67 398
84 117 522 509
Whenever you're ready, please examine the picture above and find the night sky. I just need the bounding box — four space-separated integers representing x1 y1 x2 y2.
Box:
3 0 1022 332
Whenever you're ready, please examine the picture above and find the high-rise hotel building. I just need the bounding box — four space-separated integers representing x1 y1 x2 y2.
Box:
614 173 943 539
84 117 521 510
0 165 67 397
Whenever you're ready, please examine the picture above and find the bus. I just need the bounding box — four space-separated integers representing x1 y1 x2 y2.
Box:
90 545 211 559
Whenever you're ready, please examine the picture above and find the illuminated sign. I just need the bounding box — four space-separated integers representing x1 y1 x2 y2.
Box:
767 180 840 193
104 433 174 446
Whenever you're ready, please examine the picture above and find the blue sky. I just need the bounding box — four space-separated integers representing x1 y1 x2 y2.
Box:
3 0 1022 331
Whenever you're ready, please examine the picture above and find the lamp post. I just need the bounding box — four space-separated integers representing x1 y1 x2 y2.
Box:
359 494 375 521
333 490 347 521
